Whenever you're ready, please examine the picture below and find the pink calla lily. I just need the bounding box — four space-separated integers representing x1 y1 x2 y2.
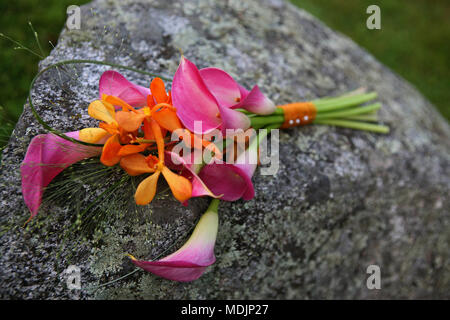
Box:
129 199 220 282
199 67 276 115
20 131 102 220
195 161 255 201
164 151 220 200
199 129 259 201
172 57 275 133
99 70 151 107
167 137 257 202
193 141 257 201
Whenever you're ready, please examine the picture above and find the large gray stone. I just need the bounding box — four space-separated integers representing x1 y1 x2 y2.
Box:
0 0 449 299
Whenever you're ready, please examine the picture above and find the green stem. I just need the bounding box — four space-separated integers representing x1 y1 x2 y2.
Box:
314 92 376 107
28 21 45 58
235 108 252 115
314 119 389 133
315 103 381 120
264 123 283 130
342 113 378 122
273 108 285 115
208 198 220 213
314 92 377 113
250 115 284 127
0 32 44 59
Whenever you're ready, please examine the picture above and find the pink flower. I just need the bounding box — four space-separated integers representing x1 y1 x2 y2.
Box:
21 70 150 221
99 70 150 107
192 144 257 201
193 161 255 201
165 151 220 200
21 132 102 221
166 132 258 202
129 199 220 282
172 57 275 133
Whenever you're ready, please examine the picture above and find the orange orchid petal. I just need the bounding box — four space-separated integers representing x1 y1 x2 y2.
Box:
120 153 155 176
145 155 159 169
150 77 168 104
150 119 165 163
135 171 161 205
115 110 146 132
146 94 156 107
100 134 122 166
103 95 135 112
152 108 183 132
79 128 109 144
118 127 136 145
99 122 119 136
88 100 116 124
143 118 155 140
117 143 150 157
161 166 192 203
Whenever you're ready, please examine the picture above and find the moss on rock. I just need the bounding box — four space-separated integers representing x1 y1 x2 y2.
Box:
0 0 449 299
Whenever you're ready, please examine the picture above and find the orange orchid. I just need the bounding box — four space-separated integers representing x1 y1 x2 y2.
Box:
78 77 181 167
79 76 219 205
79 96 148 166
114 77 183 134
113 77 222 160
120 119 192 205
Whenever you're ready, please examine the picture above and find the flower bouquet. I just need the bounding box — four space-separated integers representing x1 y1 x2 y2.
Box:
21 56 388 282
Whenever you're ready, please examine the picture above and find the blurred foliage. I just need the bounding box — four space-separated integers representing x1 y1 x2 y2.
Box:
0 1 449 149
0 0 89 148
292 0 450 121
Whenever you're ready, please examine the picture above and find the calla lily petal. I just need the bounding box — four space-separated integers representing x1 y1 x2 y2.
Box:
193 131 258 201
233 133 258 183
199 67 241 108
237 83 250 99
164 151 220 199
99 70 150 107
217 104 251 132
197 163 254 201
230 129 260 200
130 199 219 282
21 131 102 219
172 57 221 133
234 85 276 115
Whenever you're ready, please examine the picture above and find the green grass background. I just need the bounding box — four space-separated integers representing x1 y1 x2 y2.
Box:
0 0 90 147
292 0 450 120
0 0 449 148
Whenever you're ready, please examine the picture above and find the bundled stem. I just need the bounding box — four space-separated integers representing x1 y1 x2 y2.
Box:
248 89 389 133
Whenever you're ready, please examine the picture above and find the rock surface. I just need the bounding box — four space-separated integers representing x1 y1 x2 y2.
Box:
1 0 449 299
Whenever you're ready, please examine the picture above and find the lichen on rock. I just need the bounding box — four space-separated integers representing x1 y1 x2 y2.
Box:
0 0 449 299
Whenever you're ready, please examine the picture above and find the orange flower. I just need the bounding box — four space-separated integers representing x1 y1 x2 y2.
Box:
79 97 151 166
115 77 183 133
120 119 192 205
80 76 220 195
